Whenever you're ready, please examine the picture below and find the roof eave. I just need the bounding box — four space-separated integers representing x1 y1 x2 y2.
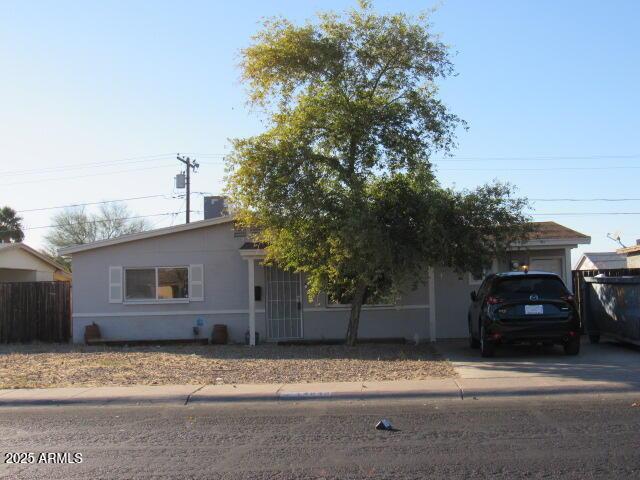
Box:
1 243 69 273
617 245 640 255
511 236 591 249
574 255 588 270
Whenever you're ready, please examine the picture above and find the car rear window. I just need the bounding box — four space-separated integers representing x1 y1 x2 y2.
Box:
491 276 568 299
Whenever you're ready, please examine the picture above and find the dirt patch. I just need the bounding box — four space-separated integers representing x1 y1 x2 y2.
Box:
0 343 455 388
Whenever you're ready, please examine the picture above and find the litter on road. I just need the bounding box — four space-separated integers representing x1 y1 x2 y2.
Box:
375 419 393 430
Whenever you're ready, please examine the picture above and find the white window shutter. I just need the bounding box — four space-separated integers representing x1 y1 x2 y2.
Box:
190 264 204 301
109 266 123 303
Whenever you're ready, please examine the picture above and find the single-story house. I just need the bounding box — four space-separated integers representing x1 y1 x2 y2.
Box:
59 203 590 344
575 252 628 271
0 243 71 282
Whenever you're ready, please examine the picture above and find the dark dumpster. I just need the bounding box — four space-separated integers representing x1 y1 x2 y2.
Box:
582 276 640 346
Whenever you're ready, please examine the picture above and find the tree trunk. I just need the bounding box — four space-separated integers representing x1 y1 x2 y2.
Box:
345 282 367 346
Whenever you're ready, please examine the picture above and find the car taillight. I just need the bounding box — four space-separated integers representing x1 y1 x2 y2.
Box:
486 296 503 305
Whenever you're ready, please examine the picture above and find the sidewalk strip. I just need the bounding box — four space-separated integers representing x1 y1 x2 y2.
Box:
1 376 638 407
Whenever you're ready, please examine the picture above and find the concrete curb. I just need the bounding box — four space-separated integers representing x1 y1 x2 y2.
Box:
0 378 638 407
186 379 461 404
456 377 640 400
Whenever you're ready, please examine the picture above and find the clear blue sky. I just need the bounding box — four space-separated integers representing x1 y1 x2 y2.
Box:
2 0 639 263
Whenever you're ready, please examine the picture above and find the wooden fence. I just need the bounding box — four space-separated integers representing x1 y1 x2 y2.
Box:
0 281 71 343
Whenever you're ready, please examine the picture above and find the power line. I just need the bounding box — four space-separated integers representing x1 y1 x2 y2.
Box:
150 211 181 229
23 212 185 231
5 152 638 180
438 165 640 172
171 197 188 228
531 198 640 202
178 153 228 157
0 152 229 177
16 194 639 213
2 151 637 176
4 161 632 186
16 194 182 213
0 164 178 187
432 154 640 162
24 209 640 230
0 153 176 177
531 212 640 216
16 191 217 213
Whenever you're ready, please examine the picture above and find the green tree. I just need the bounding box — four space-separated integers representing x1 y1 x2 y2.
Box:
0 206 25 243
227 2 530 345
44 202 149 270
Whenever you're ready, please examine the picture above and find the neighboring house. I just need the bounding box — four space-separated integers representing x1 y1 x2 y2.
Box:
575 252 628 271
59 202 589 344
0 243 71 282
572 247 639 324
617 240 640 268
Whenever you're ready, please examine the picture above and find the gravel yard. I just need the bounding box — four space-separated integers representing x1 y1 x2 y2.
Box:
0 342 455 389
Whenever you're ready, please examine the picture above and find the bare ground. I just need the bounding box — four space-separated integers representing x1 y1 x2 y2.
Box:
0 342 455 388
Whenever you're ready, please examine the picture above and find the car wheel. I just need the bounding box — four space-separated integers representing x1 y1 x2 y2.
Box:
480 325 495 358
469 319 480 349
588 334 600 344
564 337 581 355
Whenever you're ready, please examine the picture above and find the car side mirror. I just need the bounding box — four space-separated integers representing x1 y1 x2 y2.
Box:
470 291 477 302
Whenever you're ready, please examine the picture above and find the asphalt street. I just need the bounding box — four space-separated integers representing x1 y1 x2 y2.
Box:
1 396 639 479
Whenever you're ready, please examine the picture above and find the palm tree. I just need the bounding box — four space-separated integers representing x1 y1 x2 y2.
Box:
0 206 25 243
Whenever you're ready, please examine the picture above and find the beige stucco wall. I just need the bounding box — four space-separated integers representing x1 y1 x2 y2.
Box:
627 253 640 268
0 248 49 270
0 268 39 282
0 249 56 282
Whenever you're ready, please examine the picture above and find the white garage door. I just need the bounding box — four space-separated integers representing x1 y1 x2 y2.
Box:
530 257 563 277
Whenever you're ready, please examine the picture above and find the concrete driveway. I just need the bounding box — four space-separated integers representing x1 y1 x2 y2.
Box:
436 338 640 387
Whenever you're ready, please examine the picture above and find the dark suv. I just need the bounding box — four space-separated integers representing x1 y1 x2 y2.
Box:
468 271 581 357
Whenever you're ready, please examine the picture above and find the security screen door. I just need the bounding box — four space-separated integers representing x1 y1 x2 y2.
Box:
264 266 303 340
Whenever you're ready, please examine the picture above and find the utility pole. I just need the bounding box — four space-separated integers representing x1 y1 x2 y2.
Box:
177 154 199 223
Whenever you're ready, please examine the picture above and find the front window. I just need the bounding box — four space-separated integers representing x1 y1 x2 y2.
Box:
125 267 189 301
158 267 189 299
125 269 156 300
